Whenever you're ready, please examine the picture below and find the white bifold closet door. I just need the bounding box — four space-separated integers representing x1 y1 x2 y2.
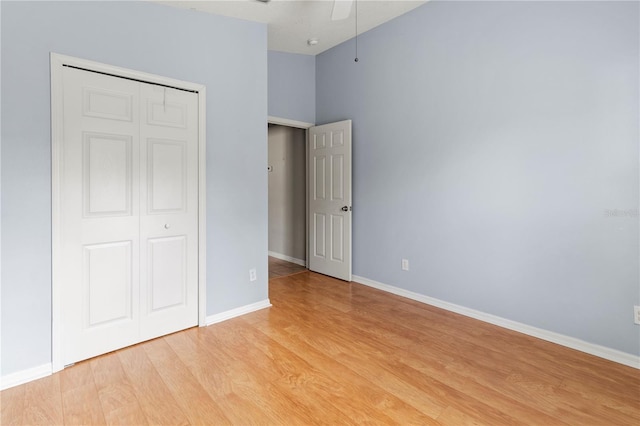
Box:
59 66 198 366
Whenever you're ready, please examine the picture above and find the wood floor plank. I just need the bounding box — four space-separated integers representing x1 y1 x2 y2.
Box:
237 318 442 425
60 361 106 425
164 329 287 425
90 352 149 425
208 318 433 425
0 383 25 425
22 374 63 425
194 324 349 425
164 329 246 398
142 337 232 425
436 405 486 425
559 375 640 416
117 344 189 425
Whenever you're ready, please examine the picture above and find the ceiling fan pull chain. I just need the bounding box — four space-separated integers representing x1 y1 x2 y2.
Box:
354 0 359 62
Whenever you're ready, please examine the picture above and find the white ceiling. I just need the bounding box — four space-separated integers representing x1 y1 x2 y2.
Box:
156 0 428 55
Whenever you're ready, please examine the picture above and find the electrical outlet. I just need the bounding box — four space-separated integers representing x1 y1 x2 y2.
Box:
401 259 409 271
634 306 640 325
249 268 257 282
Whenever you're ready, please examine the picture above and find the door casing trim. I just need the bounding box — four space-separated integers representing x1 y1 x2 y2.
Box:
50 53 207 372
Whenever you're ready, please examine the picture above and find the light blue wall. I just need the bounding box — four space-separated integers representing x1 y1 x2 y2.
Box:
317 1 639 355
268 51 315 124
1 1 268 376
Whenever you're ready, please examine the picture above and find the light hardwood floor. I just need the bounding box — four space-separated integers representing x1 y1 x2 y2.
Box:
2 270 639 425
269 256 307 279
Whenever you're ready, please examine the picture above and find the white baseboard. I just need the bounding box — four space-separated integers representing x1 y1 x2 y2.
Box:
268 251 306 267
353 275 640 370
205 299 272 326
1 363 52 391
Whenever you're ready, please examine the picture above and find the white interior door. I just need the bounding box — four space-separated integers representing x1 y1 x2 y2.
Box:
308 120 352 281
60 67 141 364
139 83 199 340
59 66 198 366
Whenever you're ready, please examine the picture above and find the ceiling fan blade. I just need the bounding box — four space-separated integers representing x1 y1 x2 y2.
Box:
331 0 354 21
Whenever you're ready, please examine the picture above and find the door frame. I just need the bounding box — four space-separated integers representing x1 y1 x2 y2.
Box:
267 116 314 268
266 116 353 280
50 53 207 372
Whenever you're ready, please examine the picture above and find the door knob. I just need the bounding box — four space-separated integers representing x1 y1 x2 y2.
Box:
164 223 170 229
341 206 349 212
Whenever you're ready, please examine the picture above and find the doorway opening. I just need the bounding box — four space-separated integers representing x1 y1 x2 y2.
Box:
267 118 353 282
267 123 308 279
